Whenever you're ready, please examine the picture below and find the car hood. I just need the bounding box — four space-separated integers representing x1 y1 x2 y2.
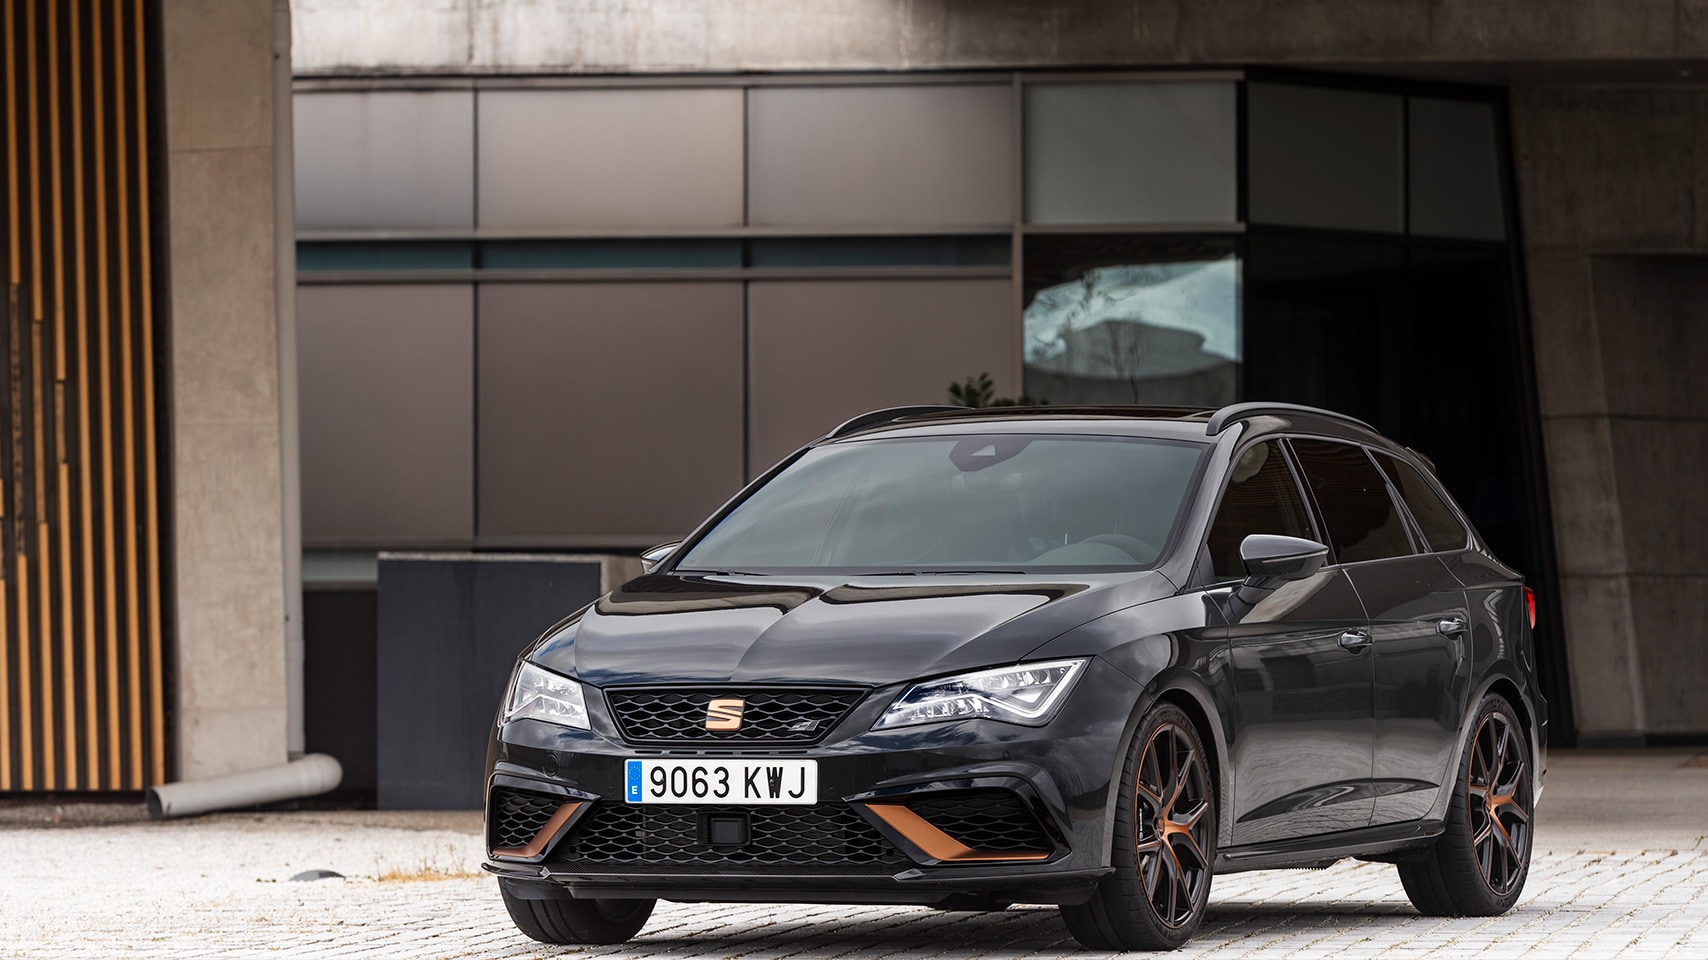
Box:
527 570 1176 688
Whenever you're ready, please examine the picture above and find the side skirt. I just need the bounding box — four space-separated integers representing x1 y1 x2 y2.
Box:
1214 819 1445 874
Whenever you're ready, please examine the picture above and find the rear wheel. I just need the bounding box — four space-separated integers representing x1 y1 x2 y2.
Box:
499 878 655 945
1061 702 1216 951
1398 694 1533 916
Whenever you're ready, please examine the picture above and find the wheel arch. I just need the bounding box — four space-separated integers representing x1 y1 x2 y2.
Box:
1100 675 1231 866
1442 668 1542 817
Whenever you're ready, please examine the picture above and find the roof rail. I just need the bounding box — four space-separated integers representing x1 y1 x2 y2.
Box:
822 405 965 440
1204 402 1376 437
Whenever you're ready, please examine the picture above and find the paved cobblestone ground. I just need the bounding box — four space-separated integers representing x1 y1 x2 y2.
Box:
2 751 1704 958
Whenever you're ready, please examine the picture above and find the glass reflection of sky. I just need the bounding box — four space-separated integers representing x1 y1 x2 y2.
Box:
1024 257 1240 378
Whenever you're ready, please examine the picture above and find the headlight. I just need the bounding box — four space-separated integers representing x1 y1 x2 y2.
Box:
503 662 590 730
873 659 1088 730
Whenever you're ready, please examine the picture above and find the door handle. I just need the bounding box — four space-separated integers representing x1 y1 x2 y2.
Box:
1338 630 1373 653
1437 617 1468 635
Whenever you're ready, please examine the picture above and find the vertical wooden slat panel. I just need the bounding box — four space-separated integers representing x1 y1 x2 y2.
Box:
3 0 168 794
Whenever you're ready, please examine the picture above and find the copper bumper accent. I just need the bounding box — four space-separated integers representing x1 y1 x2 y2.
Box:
490 801 582 860
864 802 1051 863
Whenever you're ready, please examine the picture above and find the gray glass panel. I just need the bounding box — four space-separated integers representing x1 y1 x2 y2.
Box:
747 235 1010 268
478 89 744 230
294 91 473 230
1025 82 1237 225
478 283 745 542
1409 97 1507 242
481 239 742 270
747 279 1014 476
298 284 475 544
1023 236 1240 406
297 242 474 272
1248 83 1404 234
747 85 1012 228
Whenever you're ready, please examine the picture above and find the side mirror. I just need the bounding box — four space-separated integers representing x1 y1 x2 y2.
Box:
1239 534 1329 586
640 540 683 574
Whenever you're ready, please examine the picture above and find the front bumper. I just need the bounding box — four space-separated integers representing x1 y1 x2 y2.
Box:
482 659 1141 906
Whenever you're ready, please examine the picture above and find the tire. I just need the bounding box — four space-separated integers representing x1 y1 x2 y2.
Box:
499 879 655 945
1060 702 1217 951
1398 694 1533 917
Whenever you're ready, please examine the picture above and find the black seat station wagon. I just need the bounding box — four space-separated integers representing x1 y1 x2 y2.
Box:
484 403 1546 951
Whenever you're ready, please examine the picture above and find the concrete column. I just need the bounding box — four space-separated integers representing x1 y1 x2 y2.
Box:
162 0 289 779
1512 85 1708 741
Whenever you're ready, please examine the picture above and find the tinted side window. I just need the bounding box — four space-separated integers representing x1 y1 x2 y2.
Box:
1374 452 1470 553
1289 438 1414 564
1206 441 1315 581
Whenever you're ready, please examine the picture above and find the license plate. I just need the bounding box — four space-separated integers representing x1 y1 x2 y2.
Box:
624 758 818 805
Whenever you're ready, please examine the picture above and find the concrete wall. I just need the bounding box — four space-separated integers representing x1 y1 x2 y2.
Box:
293 0 1708 75
286 0 1708 739
1513 86 1708 740
163 0 289 779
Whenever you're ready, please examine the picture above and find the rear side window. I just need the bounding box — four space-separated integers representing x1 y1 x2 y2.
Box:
1289 438 1414 564
1374 452 1470 553
1206 441 1316 581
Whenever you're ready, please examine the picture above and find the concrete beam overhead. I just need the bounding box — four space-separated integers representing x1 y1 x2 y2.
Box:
293 0 1708 74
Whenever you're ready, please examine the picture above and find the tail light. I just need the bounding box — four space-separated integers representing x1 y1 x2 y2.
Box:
1523 586 1536 630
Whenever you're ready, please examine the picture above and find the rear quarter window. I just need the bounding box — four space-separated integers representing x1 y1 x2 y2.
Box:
1373 452 1471 553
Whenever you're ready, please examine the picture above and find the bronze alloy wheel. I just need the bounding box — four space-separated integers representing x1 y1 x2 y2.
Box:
1397 693 1533 918
1466 710 1531 896
1061 703 1217 950
1133 720 1213 928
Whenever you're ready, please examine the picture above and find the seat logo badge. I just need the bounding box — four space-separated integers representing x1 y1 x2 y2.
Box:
706 697 745 731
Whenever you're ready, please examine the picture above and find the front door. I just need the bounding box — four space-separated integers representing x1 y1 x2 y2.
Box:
1224 568 1376 844
1204 440 1376 845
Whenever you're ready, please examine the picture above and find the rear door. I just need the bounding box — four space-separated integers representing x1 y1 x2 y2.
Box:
1363 451 1475 825
1211 440 1376 845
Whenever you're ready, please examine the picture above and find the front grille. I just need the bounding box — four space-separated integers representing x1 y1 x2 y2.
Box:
906 789 1053 852
552 802 908 866
489 787 566 852
603 687 866 746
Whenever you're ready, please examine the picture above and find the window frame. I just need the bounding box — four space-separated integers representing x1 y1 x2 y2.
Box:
1367 447 1474 556
1196 437 1322 584
1280 435 1422 568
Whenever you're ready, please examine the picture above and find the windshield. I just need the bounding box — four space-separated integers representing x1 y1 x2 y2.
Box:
677 434 1206 573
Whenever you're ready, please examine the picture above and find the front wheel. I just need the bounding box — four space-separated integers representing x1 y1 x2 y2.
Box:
1398 694 1533 916
499 878 655 945
1061 702 1217 950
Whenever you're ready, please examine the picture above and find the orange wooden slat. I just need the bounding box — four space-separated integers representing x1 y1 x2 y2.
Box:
132 0 165 787
114 0 142 790
91 0 122 791
72 0 101 791
1 0 18 793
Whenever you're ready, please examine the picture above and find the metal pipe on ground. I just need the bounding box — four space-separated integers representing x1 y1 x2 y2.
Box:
145 754 343 820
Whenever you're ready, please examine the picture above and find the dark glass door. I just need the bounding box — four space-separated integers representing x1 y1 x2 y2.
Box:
1243 232 1571 743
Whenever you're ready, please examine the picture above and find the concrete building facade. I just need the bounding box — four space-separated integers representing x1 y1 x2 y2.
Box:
286 0 1708 755
3 0 1706 800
